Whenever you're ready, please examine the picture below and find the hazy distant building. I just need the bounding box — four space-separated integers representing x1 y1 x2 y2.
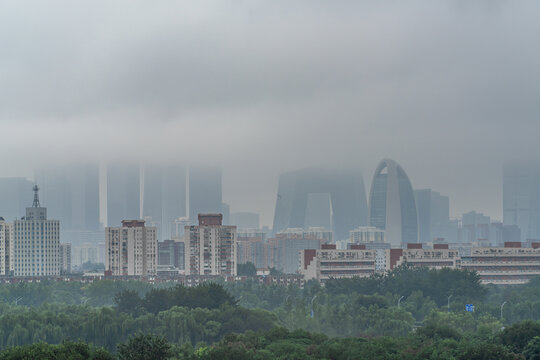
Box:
231 212 260 229
349 226 386 244
415 189 450 243
368 159 418 246
72 243 100 267
35 164 100 246
158 239 185 269
503 162 540 242
13 186 60 277
272 168 368 241
237 229 267 268
188 167 222 222
0 177 34 222
143 165 187 240
462 211 490 243
105 220 157 276
0 219 13 275
184 214 237 276
107 164 140 228
59 243 72 274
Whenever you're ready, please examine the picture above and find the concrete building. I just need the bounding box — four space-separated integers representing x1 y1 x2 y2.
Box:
72 243 100 267
59 243 72 274
158 239 185 269
184 214 237 276
237 229 268 268
13 186 60 277
503 162 540 242
0 177 34 223
188 167 222 222
387 243 460 270
105 220 157 276
349 226 386 244
369 159 418 246
461 242 540 284
0 218 13 276
300 244 376 281
272 168 368 241
267 229 328 273
143 165 187 241
415 189 450 243
462 211 491 244
107 164 140 228
34 164 100 246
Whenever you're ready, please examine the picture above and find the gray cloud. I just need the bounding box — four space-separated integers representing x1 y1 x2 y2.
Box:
1 1 539 226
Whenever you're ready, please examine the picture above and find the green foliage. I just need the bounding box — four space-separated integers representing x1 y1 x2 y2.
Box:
117 333 171 360
498 320 540 352
237 262 257 277
524 336 540 360
0 341 113 360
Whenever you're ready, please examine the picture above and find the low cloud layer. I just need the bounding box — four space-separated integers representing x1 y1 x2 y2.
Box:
1 1 539 226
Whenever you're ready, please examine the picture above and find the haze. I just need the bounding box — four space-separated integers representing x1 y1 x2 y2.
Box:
1 0 540 227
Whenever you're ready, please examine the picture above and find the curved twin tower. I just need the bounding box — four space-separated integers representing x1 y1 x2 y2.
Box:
272 159 418 246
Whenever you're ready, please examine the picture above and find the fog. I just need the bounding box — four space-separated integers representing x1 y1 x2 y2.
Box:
1 1 540 226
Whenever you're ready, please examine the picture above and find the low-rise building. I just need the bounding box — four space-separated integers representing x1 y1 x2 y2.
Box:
387 243 460 270
349 226 385 244
300 244 376 281
460 242 540 284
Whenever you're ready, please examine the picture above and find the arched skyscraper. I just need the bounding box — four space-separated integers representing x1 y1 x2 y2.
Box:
272 168 368 240
369 159 418 246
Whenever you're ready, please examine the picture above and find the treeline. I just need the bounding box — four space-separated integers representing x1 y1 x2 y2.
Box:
6 321 540 360
114 283 237 315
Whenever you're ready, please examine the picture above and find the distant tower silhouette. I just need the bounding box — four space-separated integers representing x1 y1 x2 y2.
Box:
32 185 40 208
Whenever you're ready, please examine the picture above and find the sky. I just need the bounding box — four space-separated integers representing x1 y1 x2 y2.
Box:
1 1 540 227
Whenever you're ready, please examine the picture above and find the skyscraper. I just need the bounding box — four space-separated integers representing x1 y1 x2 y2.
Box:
13 186 60 277
0 177 34 222
143 165 186 240
414 189 450 243
35 164 100 245
107 164 140 228
369 159 418 246
188 167 222 221
503 162 540 242
272 168 368 241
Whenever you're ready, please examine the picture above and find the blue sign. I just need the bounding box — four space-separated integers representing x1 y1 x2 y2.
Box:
466 304 474 312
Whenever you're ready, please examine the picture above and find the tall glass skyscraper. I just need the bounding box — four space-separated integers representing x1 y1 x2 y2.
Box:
369 159 418 246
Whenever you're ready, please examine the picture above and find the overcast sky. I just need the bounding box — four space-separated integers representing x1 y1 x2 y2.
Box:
1 1 540 226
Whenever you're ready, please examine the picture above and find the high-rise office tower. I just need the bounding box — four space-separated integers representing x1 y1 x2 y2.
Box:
184 214 237 276
188 167 222 221
13 186 60 277
230 212 260 229
0 177 34 222
0 218 13 275
105 220 157 276
369 159 418 246
107 164 140 228
462 211 490 243
35 164 100 246
503 162 540 242
143 165 186 240
272 168 368 241
415 189 450 243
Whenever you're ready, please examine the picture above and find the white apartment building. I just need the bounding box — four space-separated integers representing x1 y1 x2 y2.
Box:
299 244 376 281
105 220 157 276
387 244 460 271
13 186 60 277
185 214 237 276
0 218 13 275
349 226 386 244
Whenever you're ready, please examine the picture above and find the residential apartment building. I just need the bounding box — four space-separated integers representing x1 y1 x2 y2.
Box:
300 244 376 281
0 218 13 275
105 220 157 276
59 243 72 274
387 243 460 270
460 242 540 284
13 186 60 277
184 214 237 276
349 226 385 244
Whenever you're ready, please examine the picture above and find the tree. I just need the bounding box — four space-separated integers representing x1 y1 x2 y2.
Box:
237 263 257 277
117 333 171 360
524 336 540 360
114 290 142 315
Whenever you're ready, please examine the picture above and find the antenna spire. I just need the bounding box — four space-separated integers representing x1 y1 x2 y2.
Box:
32 185 40 208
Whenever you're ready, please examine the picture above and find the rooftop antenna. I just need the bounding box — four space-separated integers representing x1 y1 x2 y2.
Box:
32 185 40 208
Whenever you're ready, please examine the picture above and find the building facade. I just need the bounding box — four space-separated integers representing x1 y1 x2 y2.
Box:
349 226 386 243
300 244 376 281
158 239 185 269
0 219 13 276
387 244 460 270
59 243 72 274
369 159 418 246
105 220 157 276
13 186 60 277
184 214 237 276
